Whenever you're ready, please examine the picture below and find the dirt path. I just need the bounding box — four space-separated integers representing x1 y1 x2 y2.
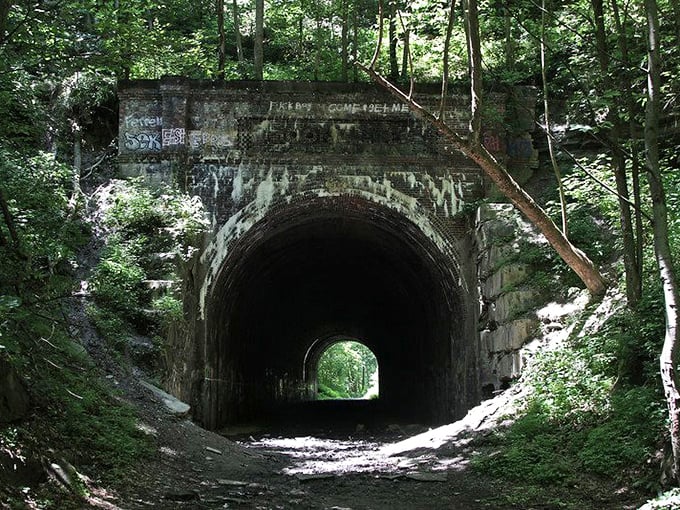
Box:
109 386 511 510
94 377 640 510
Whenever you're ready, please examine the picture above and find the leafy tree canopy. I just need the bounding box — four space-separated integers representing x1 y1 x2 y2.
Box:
317 341 379 400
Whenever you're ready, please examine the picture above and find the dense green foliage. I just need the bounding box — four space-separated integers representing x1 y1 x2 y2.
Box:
472 193 678 502
317 341 379 399
89 179 208 350
473 296 668 495
0 153 152 507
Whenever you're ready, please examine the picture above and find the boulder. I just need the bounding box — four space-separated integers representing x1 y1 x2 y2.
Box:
139 380 191 416
0 449 45 487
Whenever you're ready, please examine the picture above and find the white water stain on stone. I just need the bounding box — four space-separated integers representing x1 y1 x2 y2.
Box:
198 176 466 318
231 165 244 204
280 169 290 196
255 172 275 210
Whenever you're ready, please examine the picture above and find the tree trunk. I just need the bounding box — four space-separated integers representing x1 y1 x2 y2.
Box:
352 7 359 82
540 0 568 236
358 64 608 296
611 0 645 286
0 187 20 251
388 4 399 80
254 0 264 80
504 4 514 72
0 0 12 41
400 28 409 82
440 0 456 120
463 0 482 145
232 0 244 64
645 0 680 483
592 0 641 306
314 12 321 80
217 0 226 79
341 0 349 82
68 120 82 220
668 0 680 40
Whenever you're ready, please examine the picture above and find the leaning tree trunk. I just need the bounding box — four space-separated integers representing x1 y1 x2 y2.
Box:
359 65 608 296
645 0 680 483
358 0 607 296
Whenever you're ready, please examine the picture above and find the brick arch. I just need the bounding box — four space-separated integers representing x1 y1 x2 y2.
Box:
198 184 465 320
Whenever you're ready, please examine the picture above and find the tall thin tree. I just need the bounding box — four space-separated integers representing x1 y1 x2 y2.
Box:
540 0 568 236
254 0 264 80
341 0 349 82
644 0 680 482
217 0 226 79
591 0 641 306
233 0 244 65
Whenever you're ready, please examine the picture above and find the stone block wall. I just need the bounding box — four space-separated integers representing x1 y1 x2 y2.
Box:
476 204 541 394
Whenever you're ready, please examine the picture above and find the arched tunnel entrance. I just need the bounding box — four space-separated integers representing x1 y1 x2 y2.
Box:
202 195 474 429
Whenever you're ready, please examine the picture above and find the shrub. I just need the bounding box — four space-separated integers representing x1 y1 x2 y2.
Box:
90 242 147 318
89 179 208 350
473 302 666 491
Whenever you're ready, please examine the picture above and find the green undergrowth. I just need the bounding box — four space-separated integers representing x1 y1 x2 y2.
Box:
472 288 668 505
1 314 154 507
88 179 208 363
0 151 154 507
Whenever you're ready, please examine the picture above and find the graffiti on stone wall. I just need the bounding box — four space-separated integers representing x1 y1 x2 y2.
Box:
162 128 186 147
506 139 533 160
482 133 534 159
124 132 162 151
268 101 313 112
189 130 236 150
327 103 411 114
267 101 413 115
124 115 163 129
482 132 503 152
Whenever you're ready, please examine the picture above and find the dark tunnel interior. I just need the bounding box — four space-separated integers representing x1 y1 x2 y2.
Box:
205 198 465 428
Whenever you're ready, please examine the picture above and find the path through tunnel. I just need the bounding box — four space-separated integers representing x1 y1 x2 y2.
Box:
203 195 471 430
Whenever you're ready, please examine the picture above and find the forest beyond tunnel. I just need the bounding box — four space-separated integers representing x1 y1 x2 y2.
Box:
202 197 472 429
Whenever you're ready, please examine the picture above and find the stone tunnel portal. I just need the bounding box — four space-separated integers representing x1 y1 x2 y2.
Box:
203 196 469 429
